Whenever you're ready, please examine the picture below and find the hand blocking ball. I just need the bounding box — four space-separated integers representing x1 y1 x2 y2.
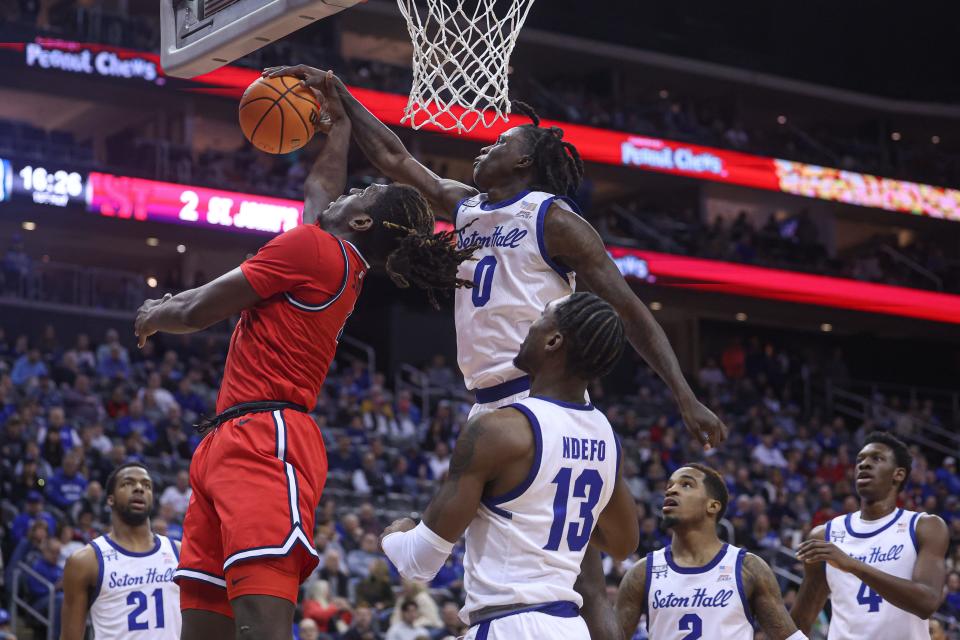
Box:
239 75 331 154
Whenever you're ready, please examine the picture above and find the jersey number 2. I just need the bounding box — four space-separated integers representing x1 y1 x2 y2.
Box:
127 589 165 631
471 256 497 307
679 613 702 639
543 466 603 552
857 581 883 612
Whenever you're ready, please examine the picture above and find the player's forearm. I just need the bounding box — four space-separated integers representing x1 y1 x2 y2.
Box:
334 78 410 176
145 290 210 335
848 561 942 618
621 300 696 404
304 121 352 224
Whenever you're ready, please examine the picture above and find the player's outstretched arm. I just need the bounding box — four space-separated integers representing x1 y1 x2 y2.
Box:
380 408 530 581
797 514 948 620
134 268 261 347
576 546 624 640
615 557 647 640
592 469 640 561
303 71 351 224
742 552 806 640
263 65 477 217
544 206 727 449
60 545 97 640
791 525 830 633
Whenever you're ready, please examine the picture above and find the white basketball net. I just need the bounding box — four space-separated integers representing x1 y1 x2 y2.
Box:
397 0 536 133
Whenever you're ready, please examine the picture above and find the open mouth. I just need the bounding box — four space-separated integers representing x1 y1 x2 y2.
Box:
663 498 679 509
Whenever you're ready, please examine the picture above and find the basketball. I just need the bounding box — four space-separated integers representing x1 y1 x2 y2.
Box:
238 75 320 154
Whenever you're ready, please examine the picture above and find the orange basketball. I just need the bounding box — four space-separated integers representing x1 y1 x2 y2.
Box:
238 75 320 154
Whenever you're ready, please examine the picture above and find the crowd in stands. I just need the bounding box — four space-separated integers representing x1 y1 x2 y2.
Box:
1 317 959 639
3 0 959 189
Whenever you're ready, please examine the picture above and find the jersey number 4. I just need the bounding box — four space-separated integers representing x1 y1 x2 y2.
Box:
471 256 497 307
543 466 603 552
128 588 165 631
857 581 883 612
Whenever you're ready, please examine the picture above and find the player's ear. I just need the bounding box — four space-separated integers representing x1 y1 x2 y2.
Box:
893 467 907 488
544 330 563 352
706 498 720 520
516 154 534 169
349 213 375 233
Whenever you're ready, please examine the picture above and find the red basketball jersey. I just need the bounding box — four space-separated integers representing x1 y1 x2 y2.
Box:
217 223 367 412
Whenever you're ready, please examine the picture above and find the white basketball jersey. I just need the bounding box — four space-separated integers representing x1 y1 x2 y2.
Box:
644 543 754 640
460 396 620 621
453 191 578 390
89 534 181 640
825 509 927 640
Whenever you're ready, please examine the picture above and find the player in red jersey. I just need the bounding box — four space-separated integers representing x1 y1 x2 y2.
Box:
133 75 474 640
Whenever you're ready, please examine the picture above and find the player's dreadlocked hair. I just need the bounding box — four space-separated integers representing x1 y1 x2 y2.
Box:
511 100 585 197
367 184 475 308
554 292 625 380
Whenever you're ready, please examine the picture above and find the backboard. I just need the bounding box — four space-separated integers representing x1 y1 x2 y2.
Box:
160 0 364 79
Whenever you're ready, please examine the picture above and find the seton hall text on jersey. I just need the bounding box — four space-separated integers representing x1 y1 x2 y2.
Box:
848 544 905 565
651 588 735 610
563 436 607 462
456 225 527 251
108 567 176 589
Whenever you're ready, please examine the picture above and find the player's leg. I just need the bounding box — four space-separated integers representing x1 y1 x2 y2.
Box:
231 594 295 640
465 611 591 639
181 608 234 640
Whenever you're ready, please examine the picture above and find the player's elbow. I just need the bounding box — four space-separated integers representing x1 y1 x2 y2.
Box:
914 591 943 619
606 533 639 563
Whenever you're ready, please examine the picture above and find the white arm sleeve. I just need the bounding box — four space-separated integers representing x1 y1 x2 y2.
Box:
381 521 454 582
785 632 808 640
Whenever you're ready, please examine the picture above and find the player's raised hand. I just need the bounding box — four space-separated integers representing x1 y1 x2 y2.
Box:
134 293 172 348
679 398 728 450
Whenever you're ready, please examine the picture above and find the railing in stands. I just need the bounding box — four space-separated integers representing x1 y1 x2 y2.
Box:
338 335 377 382
1 260 147 313
842 378 960 427
395 363 431 422
10 562 56 640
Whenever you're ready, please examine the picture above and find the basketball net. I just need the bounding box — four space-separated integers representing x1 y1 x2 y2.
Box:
397 0 536 133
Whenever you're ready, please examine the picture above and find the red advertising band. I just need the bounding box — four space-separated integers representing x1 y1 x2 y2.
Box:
2 38 958 222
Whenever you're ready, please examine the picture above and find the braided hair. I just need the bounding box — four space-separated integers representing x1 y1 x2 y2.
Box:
511 101 585 197
367 184 475 308
554 292 625 380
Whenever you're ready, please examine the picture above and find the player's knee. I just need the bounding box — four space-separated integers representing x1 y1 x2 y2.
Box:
232 595 294 640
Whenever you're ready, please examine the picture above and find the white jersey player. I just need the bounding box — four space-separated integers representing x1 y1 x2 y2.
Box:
793 432 948 639
452 189 577 415
61 463 182 640
380 294 640 639
617 464 806 640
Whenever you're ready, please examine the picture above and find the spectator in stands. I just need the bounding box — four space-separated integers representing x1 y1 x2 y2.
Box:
425 354 455 392
342 603 383 640
174 376 205 420
11 348 47 386
26 537 62 604
62 374 104 425
721 338 746 379
115 398 156 444
302 580 350 634
138 371 177 416
69 481 105 528
355 560 395 610
752 431 787 468
936 457 960 495
329 434 361 472
357 502 383 537
431 601 466 640
0 607 14 640
697 357 725 389
11 490 57 539
426 441 452 481
928 618 948 640
386 456 420 497
4 519 49 593
95 328 128 366
64 333 96 372
159 470 191 520
46 450 87 511
7 452 45 506
57 524 83 564
96 344 130 380
347 533 387 579
298 618 320 640
390 582 440 629
315 548 350 599
943 571 960 616
386 599 429 640
353 451 389 497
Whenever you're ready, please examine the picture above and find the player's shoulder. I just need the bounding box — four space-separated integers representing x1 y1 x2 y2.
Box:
619 555 649 595
807 524 828 541
914 512 949 543
467 405 534 445
64 542 99 580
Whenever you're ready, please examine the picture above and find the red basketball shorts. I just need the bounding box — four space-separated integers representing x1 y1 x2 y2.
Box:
174 408 327 613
